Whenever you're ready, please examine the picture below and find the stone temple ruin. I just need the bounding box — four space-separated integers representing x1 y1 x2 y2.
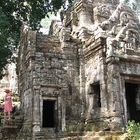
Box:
17 0 140 139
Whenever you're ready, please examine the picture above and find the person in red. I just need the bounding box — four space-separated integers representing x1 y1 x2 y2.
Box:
4 89 12 120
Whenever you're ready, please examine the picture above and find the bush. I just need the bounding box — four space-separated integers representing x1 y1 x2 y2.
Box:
126 120 140 140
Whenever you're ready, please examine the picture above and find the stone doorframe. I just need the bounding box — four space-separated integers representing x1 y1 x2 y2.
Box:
120 75 140 126
40 95 66 132
40 96 58 129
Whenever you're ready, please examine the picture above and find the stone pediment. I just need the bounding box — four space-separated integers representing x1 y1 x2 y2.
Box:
97 3 140 57
70 2 139 37
99 3 139 33
69 2 140 57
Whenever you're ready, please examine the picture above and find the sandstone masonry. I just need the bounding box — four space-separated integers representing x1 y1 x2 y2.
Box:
17 0 140 139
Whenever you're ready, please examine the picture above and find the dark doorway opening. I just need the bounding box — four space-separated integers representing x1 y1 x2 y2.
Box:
125 82 140 122
42 100 56 128
90 82 101 108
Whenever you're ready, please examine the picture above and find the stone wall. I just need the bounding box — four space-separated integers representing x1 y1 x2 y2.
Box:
17 23 83 139
17 0 140 139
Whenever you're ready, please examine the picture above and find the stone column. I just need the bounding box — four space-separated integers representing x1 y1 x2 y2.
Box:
79 45 86 118
57 96 62 131
32 86 41 133
120 78 128 126
86 93 96 120
61 96 66 131
107 61 123 130
99 48 109 119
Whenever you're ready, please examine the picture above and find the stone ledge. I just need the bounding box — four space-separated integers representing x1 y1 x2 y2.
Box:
60 131 129 140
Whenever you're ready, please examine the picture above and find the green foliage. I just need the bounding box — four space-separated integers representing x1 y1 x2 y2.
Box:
0 0 73 79
123 0 138 12
126 120 140 140
124 0 130 4
0 0 73 30
0 8 14 78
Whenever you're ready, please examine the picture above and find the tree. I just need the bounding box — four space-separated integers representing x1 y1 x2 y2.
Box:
121 0 140 14
0 0 73 79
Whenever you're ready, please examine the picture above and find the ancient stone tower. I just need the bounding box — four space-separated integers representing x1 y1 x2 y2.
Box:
17 0 140 139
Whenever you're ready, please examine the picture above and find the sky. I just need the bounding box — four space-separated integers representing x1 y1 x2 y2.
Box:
40 13 60 34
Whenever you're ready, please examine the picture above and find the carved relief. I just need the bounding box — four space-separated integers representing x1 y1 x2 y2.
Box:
98 3 140 57
123 29 139 50
94 5 111 23
71 11 79 26
106 37 118 57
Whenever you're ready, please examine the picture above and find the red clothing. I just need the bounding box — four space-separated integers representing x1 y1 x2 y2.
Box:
4 93 12 113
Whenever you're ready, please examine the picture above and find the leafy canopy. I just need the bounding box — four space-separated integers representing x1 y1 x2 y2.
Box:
0 0 73 79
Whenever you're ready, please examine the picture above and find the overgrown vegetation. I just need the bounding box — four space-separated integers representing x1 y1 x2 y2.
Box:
0 0 73 79
126 120 140 140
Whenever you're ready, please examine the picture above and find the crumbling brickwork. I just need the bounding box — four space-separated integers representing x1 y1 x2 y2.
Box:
17 0 140 139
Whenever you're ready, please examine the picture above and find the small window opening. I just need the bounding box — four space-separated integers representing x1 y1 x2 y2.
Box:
68 83 72 95
90 82 101 108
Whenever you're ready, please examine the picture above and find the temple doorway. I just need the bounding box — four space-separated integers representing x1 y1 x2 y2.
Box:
42 100 56 128
125 82 140 122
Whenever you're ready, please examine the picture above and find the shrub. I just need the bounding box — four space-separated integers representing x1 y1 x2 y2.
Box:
126 120 140 140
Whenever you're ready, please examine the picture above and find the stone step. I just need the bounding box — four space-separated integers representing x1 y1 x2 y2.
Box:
35 129 57 139
60 131 128 140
